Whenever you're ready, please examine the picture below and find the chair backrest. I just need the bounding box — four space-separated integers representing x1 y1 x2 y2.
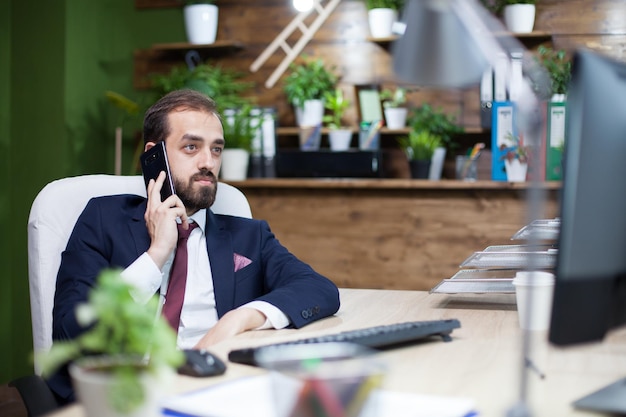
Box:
27 174 251 373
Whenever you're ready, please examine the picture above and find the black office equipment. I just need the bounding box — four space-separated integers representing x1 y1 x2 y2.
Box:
178 349 227 377
275 150 382 178
548 49 626 414
228 318 461 366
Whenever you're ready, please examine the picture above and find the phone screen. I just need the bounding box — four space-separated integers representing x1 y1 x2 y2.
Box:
140 141 176 201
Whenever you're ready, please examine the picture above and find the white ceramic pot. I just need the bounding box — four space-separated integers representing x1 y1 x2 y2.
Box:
367 8 398 38
184 4 219 44
70 360 173 417
505 159 528 182
221 148 250 181
294 99 324 127
383 107 408 129
328 129 353 151
428 147 447 181
504 4 535 34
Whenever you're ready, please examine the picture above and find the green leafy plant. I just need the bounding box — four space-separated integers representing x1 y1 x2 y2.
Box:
499 132 530 163
150 62 254 113
398 130 443 161
379 87 407 109
536 45 572 95
323 88 351 130
479 0 536 15
407 104 463 151
39 269 184 414
180 0 215 5
222 105 263 151
283 56 338 109
365 0 405 10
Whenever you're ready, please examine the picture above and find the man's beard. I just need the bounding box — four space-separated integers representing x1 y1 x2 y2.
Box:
173 169 217 212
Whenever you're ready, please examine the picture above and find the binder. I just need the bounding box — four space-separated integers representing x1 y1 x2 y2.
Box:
527 101 547 182
491 101 516 181
545 102 566 181
493 53 509 102
480 67 493 129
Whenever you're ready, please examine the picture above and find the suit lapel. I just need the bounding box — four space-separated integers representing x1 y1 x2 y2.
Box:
128 200 151 256
205 210 235 318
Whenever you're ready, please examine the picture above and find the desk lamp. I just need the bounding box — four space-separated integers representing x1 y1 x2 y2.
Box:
391 1 550 416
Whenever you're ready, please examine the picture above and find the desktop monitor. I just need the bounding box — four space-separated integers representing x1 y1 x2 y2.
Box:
548 49 626 413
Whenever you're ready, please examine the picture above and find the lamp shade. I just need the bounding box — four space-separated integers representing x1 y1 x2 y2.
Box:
392 0 489 88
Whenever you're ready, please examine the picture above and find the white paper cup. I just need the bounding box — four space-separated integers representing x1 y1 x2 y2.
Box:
512 271 555 331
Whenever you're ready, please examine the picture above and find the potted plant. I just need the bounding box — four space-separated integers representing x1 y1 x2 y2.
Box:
150 62 254 113
180 1 219 44
379 86 408 129
323 88 353 151
407 104 463 151
222 104 263 180
500 132 531 182
479 0 537 33
406 104 462 179
398 130 443 179
39 269 184 417
283 56 338 127
536 45 572 101
365 0 405 38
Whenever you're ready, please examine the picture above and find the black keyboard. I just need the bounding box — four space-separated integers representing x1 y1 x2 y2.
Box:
228 318 461 366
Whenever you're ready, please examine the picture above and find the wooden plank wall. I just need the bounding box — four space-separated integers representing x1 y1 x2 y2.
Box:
135 0 626 130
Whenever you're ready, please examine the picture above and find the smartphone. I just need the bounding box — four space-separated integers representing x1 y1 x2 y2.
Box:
140 141 176 201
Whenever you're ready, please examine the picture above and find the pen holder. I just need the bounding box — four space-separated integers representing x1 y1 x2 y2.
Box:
256 343 386 417
358 121 381 151
299 124 322 151
455 155 478 181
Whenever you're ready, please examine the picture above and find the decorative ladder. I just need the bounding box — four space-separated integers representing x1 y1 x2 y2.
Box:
250 0 341 88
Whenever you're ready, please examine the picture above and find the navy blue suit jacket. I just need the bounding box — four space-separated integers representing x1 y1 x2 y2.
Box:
48 194 340 402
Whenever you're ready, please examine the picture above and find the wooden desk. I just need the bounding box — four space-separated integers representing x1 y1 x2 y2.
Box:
48 288 625 417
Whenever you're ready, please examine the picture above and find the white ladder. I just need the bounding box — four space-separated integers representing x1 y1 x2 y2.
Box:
250 0 341 89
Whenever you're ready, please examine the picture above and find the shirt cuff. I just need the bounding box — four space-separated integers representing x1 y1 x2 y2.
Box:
240 301 290 330
121 252 163 304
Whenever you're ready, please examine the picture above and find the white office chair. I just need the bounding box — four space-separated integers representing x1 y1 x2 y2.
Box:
27 174 252 374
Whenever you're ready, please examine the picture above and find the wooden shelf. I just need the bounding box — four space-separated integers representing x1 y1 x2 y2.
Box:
133 40 244 89
149 40 244 53
276 126 487 135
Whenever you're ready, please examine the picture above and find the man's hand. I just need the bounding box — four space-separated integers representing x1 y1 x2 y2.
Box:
145 171 188 269
193 308 267 349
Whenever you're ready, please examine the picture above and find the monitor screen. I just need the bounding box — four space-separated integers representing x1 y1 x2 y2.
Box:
549 49 626 345
548 48 626 413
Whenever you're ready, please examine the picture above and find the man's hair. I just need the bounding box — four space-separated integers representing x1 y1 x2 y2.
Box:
143 89 220 145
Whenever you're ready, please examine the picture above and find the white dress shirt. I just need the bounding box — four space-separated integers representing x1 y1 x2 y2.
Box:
122 209 289 349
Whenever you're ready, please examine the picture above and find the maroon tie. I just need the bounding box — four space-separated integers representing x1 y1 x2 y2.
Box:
163 222 199 330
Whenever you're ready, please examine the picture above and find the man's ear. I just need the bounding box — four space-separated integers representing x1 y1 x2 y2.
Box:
144 142 156 152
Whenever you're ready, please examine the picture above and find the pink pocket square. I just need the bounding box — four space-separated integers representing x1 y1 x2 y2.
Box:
233 253 252 272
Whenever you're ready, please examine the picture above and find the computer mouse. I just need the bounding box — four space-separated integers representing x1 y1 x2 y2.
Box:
178 349 227 377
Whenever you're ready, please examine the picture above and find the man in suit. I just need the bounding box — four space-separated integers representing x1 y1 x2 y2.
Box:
49 89 340 403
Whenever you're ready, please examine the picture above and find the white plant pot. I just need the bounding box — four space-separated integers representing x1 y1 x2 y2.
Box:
428 147 447 180
294 99 324 127
368 8 398 38
551 93 566 102
383 107 408 129
184 4 219 44
221 148 250 181
70 361 173 417
328 129 353 151
505 159 528 182
503 4 535 34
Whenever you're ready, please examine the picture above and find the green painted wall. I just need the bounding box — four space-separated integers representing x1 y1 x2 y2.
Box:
1 0 184 383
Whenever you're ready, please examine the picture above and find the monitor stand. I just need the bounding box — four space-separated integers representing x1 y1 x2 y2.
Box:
573 376 626 414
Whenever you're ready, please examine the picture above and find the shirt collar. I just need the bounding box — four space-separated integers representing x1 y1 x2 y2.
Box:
188 209 207 233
